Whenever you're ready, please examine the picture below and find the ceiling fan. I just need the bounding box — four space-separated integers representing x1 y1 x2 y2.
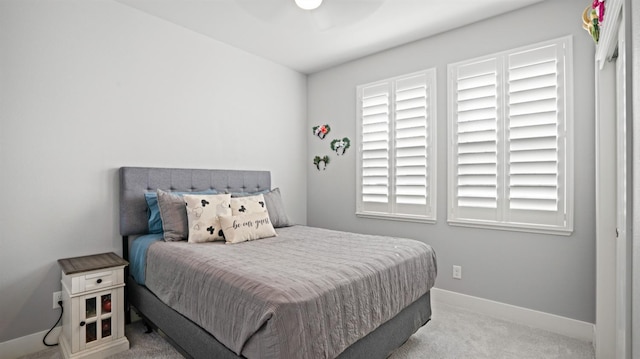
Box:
235 0 387 31
294 0 323 10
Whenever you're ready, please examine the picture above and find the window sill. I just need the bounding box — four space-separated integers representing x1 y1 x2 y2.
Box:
356 212 436 224
447 219 573 236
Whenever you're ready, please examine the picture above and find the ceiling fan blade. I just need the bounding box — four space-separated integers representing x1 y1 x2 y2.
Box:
235 0 292 22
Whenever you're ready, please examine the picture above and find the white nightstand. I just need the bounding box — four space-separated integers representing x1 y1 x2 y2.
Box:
58 252 129 359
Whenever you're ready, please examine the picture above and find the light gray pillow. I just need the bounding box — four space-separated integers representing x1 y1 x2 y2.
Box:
263 188 293 228
157 189 188 241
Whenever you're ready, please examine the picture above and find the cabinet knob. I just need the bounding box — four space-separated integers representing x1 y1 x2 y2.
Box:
96 279 102 284
80 321 86 327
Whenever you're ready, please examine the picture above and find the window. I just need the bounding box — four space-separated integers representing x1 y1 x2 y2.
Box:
447 37 573 235
356 69 437 222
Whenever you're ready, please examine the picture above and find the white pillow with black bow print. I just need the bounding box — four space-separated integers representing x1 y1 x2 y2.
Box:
184 193 231 243
230 194 267 216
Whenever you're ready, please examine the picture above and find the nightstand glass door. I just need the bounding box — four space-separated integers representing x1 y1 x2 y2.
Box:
78 289 116 350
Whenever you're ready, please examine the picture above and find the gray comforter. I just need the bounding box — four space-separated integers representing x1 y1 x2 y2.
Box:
145 225 437 359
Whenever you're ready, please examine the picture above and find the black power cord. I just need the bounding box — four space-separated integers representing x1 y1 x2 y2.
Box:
43 300 63 347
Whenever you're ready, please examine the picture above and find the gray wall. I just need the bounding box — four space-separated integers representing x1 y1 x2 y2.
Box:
0 0 307 342
307 0 596 323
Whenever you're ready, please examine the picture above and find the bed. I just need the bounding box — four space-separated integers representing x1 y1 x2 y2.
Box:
119 166 437 359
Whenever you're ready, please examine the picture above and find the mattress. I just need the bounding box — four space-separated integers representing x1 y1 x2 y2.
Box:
142 225 437 359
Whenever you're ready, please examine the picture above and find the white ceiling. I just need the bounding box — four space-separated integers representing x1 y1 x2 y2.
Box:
115 0 544 74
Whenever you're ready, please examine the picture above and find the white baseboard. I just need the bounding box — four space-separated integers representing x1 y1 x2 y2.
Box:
430 288 595 343
0 326 61 359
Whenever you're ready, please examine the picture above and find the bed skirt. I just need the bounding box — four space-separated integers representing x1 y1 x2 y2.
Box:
127 276 431 359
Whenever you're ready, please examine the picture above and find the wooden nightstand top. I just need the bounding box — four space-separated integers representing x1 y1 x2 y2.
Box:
58 252 128 275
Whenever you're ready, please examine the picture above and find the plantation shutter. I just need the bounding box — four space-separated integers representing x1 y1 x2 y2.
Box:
448 37 572 234
357 68 436 221
506 42 567 227
394 74 430 215
450 58 500 222
360 83 391 213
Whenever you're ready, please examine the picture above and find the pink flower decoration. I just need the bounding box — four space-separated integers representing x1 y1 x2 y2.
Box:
592 0 605 23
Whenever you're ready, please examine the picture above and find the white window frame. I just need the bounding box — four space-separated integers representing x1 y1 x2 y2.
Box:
447 36 574 235
356 68 437 223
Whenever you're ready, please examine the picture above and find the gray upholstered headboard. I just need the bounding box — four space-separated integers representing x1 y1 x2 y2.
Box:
119 167 271 237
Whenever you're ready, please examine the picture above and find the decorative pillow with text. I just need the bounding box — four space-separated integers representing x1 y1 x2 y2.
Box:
219 211 277 244
184 194 231 243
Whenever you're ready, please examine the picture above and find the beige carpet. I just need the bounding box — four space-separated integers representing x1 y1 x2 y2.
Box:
19 304 594 359
390 304 594 359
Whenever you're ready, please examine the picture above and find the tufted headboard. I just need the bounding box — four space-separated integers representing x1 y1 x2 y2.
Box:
119 167 271 238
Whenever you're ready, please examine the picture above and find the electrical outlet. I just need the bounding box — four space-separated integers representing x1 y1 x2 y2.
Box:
53 291 62 309
453 265 462 279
